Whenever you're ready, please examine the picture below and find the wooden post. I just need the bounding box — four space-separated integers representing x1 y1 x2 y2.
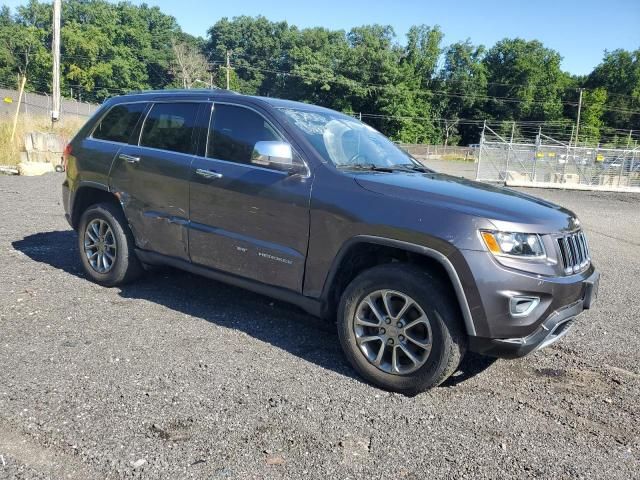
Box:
10 74 27 142
51 0 61 123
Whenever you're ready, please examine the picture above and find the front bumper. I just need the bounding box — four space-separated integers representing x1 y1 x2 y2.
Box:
469 269 599 358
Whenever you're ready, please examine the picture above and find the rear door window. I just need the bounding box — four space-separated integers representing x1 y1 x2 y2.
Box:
92 103 147 143
139 102 199 154
207 104 281 164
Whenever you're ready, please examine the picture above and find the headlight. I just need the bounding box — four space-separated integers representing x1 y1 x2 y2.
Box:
480 230 545 258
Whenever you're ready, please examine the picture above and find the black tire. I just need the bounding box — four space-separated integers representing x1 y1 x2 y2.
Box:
77 202 143 286
337 263 467 394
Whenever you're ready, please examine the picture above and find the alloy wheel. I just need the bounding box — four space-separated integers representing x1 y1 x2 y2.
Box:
84 218 117 273
353 289 433 375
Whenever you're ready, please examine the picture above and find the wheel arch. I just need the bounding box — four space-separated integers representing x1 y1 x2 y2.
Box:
320 235 477 336
71 183 122 230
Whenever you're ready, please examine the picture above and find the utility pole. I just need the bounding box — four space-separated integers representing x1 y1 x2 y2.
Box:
225 50 231 90
574 88 584 148
51 0 61 124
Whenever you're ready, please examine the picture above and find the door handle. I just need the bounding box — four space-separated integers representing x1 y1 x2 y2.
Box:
119 153 140 164
196 168 223 179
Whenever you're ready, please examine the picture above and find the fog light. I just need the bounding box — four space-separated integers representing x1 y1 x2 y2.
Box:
509 296 540 317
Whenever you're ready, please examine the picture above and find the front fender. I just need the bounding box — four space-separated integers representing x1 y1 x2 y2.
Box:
319 235 480 336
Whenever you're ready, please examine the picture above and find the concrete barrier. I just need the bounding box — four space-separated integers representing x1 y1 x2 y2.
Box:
23 131 65 166
17 161 55 176
506 170 530 182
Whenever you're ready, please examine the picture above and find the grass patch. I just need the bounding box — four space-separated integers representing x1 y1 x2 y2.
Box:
440 154 475 162
0 115 86 166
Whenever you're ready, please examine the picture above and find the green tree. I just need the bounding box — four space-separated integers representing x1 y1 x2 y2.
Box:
587 49 640 132
579 87 608 144
405 25 443 86
59 0 182 100
286 27 351 108
389 25 443 143
2 0 188 101
0 3 51 92
483 39 569 123
206 16 297 95
439 40 488 145
1 4 638 146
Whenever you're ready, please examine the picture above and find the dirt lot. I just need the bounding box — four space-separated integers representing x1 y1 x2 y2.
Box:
421 158 477 179
0 171 639 479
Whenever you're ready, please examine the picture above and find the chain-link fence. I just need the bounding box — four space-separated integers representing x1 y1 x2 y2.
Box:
476 124 640 192
1 88 99 120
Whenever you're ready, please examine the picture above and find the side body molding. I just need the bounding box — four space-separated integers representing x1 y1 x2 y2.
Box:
322 235 477 336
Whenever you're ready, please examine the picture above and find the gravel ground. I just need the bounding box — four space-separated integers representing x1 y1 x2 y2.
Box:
0 172 638 479
421 158 477 179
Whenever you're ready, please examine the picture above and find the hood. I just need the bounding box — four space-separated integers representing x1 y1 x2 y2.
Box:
354 172 579 233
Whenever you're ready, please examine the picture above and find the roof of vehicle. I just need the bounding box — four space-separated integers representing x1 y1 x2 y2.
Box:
111 89 343 116
251 96 340 115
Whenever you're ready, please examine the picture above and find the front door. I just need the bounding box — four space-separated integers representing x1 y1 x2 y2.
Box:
189 103 312 292
110 101 202 261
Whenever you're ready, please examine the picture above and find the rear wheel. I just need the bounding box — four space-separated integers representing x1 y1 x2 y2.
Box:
78 202 142 286
337 264 466 394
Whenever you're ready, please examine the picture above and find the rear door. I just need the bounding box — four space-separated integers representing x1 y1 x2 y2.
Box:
110 101 202 260
188 102 312 292
74 102 148 191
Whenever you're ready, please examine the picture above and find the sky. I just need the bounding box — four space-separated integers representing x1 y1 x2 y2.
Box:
4 0 640 75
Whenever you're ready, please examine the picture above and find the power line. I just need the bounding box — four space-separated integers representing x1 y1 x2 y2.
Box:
16 41 640 115
233 62 640 116
234 62 640 116
210 49 640 102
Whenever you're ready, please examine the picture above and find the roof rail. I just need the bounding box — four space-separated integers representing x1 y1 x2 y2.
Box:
127 88 241 96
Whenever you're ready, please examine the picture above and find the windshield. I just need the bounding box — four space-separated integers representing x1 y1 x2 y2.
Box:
279 107 423 169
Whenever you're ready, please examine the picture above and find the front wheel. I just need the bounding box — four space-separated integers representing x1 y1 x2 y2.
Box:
77 202 143 286
337 264 466 394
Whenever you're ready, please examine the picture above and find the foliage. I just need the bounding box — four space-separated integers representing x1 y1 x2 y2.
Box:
0 3 638 145
483 39 569 122
438 40 488 144
579 87 608 143
0 4 50 87
1 0 187 100
586 49 640 133
0 114 84 165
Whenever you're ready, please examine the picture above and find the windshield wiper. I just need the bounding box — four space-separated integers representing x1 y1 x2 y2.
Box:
337 163 395 172
388 163 431 173
337 163 431 174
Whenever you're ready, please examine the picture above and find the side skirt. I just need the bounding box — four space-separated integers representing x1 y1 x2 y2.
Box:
135 249 324 318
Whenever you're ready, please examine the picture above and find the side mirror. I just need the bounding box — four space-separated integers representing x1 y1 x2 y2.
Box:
251 141 306 175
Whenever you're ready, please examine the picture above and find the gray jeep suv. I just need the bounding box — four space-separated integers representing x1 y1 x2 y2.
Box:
62 90 600 394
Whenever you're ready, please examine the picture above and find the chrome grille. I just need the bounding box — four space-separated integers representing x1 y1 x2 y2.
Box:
557 230 590 274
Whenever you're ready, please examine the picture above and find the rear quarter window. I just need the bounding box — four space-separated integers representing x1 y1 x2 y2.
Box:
92 103 147 143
